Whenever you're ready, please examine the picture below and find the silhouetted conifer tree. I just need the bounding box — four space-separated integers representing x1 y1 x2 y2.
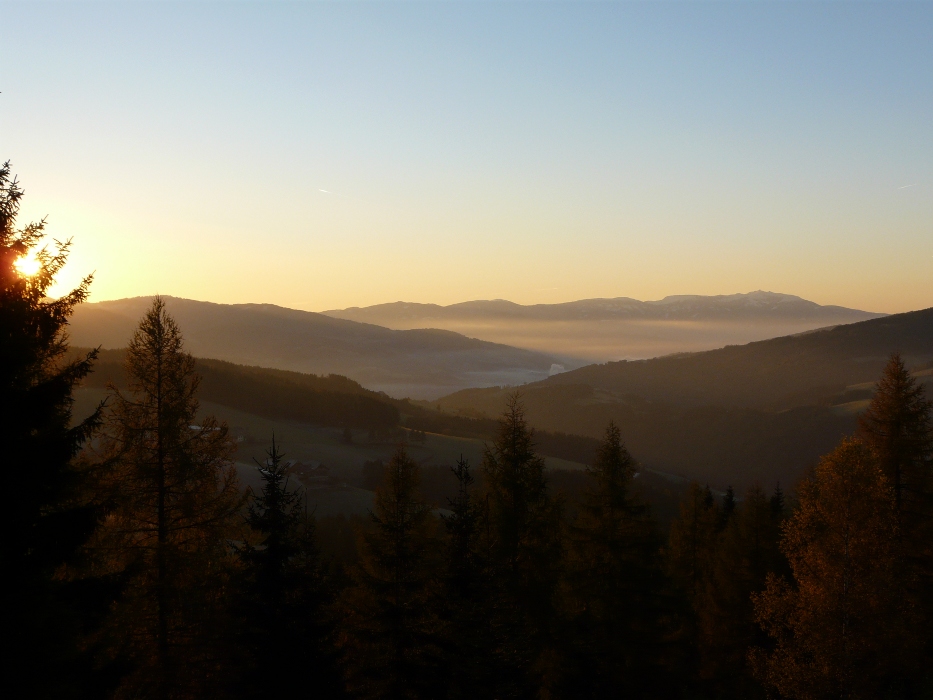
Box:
482 394 563 697
720 485 737 531
0 161 110 697
234 437 342 699
699 484 786 697
668 482 719 603
856 354 933 688
857 354 932 525
91 298 242 700
341 445 439 700
438 456 502 698
563 421 670 698
770 482 785 519
666 482 721 689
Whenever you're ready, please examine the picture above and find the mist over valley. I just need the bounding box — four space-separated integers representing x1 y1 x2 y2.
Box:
324 291 885 362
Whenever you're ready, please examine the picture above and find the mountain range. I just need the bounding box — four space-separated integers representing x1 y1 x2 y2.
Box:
324 291 885 361
326 290 880 323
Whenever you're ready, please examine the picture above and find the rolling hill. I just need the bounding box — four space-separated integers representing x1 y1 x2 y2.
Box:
433 308 933 491
324 291 885 361
71 299 929 494
68 296 572 399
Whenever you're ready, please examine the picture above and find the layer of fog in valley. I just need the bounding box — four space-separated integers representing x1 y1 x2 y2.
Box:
324 291 885 363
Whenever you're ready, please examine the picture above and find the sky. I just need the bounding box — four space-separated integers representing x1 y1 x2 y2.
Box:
2 1 931 314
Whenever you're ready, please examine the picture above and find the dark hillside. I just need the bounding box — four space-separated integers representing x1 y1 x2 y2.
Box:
433 308 933 490
542 307 933 410
80 349 399 430
431 385 854 490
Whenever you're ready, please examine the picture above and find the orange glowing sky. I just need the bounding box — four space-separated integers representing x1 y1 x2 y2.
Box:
3 2 931 314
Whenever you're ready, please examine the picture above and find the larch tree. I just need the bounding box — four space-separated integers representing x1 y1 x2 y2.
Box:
0 161 105 698
91 297 242 700
752 439 914 700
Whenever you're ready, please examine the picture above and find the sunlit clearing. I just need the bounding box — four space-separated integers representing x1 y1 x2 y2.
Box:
14 254 42 277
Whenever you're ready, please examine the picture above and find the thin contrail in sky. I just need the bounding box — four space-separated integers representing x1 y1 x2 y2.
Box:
897 183 918 189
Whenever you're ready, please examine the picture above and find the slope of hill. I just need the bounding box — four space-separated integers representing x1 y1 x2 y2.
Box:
79 348 401 430
433 308 933 490
543 307 933 410
323 291 885 361
68 296 571 399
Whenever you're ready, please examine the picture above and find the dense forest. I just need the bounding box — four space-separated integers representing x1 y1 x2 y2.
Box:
5 159 933 700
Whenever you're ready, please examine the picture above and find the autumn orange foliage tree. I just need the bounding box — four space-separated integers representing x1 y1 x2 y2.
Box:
752 439 915 699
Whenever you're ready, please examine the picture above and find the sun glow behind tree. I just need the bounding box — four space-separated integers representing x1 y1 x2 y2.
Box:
13 251 42 276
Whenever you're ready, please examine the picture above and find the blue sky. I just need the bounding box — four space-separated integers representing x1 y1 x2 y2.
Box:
2 1 931 312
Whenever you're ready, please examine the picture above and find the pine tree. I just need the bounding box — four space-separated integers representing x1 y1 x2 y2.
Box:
770 482 785 519
235 437 341 699
668 482 719 604
91 298 242 700
700 484 786 696
0 161 107 697
341 445 438 700
720 485 737 531
564 421 668 698
439 456 501 699
444 456 483 601
666 482 721 690
752 439 915 699
482 393 562 697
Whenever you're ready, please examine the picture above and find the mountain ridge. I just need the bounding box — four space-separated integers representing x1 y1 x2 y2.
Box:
68 296 574 400
322 291 887 362
325 291 884 323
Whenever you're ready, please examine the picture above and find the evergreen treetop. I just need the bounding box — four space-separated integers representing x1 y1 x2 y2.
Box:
857 352 932 523
1 161 104 698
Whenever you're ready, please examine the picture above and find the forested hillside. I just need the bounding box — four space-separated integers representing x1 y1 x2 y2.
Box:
543 307 933 409
79 348 401 430
434 309 933 489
